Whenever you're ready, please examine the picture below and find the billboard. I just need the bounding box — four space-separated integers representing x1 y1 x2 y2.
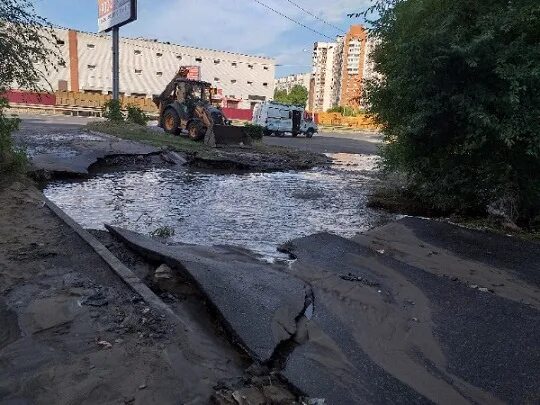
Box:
98 0 137 32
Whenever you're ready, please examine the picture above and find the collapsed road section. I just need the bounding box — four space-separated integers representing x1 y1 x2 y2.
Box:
104 219 540 404
105 225 312 364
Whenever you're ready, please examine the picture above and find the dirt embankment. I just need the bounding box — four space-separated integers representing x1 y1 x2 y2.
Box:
87 121 330 173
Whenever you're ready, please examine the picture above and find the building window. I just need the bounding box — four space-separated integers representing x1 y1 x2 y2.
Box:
214 77 220 82
247 81 253 85
87 64 96 70
135 69 142 74
263 66 269 70
56 39 65 45
176 55 182 60
231 79 237 84
214 59 220 64
156 52 163 57
195 57 202 62
134 50 142 55
248 64 254 69
156 72 163 76
87 43 95 49
232 62 237 67
263 82 268 87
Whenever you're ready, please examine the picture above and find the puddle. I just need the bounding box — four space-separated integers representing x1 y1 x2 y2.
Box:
25 145 80 158
44 153 390 259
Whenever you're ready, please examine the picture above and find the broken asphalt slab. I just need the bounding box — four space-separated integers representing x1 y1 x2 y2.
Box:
281 231 540 404
105 225 310 363
14 128 160 175
105 221 539 403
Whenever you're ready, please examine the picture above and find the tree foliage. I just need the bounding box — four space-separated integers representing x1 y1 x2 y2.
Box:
274 89 289 104
0 0 58 177
0 99 26 175
366 0 540 223
0 0 62 92
103 99 124 122
126 105 149 126
273 85 309 107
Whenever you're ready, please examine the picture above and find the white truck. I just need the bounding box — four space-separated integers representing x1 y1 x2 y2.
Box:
252 101 318 138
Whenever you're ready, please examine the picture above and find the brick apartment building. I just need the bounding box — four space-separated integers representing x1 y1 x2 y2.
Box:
309 25 377 112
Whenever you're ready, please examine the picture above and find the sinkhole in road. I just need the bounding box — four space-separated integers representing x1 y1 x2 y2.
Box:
44 153 390 260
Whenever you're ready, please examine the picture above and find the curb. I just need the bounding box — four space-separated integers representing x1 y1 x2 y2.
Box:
42 195 184 326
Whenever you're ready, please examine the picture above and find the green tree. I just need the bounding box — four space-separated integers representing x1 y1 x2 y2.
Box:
0 0 61 176
366 0 540 224
273 85 309 107
1 0 62 92
287 85 309 107
273 88 289 104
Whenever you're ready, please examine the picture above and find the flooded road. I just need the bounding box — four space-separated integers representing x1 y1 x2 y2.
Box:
44 153 390 259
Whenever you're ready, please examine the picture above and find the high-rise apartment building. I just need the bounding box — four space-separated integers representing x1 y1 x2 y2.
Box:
339 25 369 108
309 25 376 112
310 42 337 112
275 73 311 93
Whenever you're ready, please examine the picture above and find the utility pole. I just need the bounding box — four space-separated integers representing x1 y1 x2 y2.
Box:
112 26 120 100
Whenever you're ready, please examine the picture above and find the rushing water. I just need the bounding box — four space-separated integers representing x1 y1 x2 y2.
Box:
44 153 388 259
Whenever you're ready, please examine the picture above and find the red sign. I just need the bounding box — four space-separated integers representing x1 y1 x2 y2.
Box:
97 0 137 32
183 66 201 81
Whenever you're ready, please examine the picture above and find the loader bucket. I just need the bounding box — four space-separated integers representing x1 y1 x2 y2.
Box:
213 125 251 146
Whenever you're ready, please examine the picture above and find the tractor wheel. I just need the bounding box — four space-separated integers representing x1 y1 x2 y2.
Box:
187 121 206 141
306 128 315 138
163 108 180 135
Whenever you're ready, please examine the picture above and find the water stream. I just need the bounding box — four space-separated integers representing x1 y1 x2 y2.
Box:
44 153 389 260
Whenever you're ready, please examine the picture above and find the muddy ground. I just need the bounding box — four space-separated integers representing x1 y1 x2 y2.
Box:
0 180 301 404
3 116 540 404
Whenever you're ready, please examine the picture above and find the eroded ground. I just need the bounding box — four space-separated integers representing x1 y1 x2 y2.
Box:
3 116 539 404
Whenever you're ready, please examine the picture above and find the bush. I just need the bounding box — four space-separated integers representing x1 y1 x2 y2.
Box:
367 0 540 224
0 98 27 176
103 99 124 122
243 123 264 141
126 105 149 126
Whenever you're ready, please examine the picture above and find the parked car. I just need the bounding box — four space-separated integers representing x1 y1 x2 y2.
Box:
252 101 318 138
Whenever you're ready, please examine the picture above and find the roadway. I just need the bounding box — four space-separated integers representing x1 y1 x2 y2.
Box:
14 113 381 155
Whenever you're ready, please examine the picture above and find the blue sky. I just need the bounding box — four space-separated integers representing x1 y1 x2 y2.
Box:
34 0 370 77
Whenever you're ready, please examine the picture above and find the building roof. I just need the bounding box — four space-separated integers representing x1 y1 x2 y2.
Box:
52 25 275 63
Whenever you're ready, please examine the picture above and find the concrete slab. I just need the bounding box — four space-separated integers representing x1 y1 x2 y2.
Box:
106 226 309 363
281 232 540 404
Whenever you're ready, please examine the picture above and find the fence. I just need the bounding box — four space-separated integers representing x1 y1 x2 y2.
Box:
5 90 256 122
314 112 379 131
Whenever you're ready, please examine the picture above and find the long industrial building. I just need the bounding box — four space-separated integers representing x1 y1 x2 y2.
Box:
34 27 276 110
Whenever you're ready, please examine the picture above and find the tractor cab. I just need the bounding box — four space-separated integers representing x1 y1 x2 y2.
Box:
173 79 211 106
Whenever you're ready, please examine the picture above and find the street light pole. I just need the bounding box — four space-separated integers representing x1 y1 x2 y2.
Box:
112 26 120 100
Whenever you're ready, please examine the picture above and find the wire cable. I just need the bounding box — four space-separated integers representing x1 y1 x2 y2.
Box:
250 0 335 41
284 0 347 34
